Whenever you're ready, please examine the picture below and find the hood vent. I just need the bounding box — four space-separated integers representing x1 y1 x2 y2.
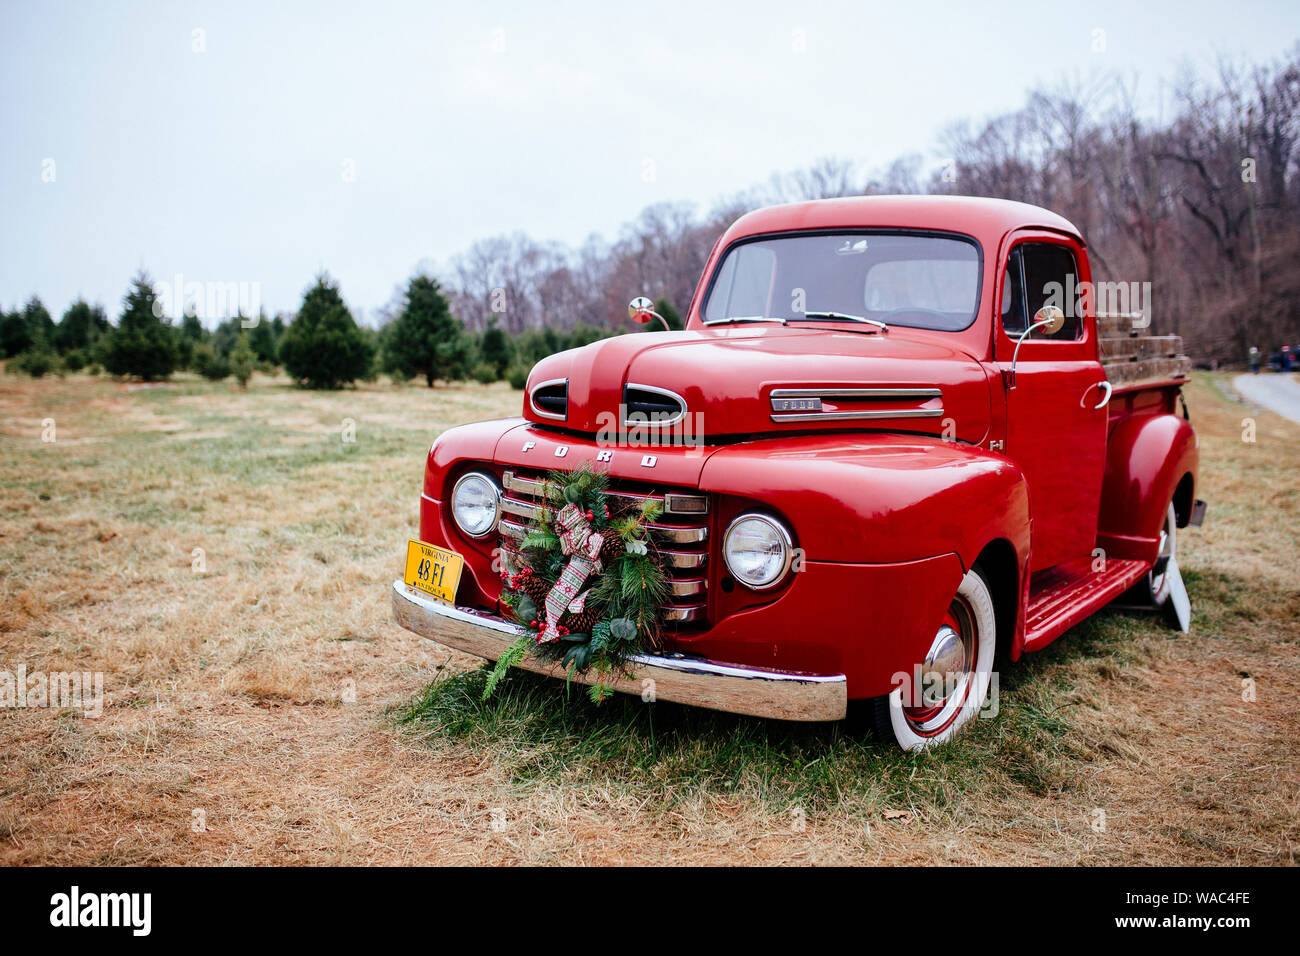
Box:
529 379 568 421
623 384 686 426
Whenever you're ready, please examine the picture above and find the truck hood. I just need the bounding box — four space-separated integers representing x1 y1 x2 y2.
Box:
523 326 993 445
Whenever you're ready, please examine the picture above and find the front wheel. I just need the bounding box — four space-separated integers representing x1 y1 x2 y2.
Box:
871 565 997 750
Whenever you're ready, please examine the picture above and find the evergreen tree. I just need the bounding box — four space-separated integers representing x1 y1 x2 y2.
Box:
22 297 56 346
102 274 178 380
0 309 29 357
655 297 684 331
380 275 469 386
229 333 255 389
177 312 207 370
479 320 512 378
246 312 278 365
55 300 110 353
278 273 374 389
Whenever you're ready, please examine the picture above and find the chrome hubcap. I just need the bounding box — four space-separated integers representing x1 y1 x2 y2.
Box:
903 598 977 735
921 625 966 705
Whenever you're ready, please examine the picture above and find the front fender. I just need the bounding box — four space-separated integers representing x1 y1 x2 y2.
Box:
1097 413 1198 562
698 433 1030 570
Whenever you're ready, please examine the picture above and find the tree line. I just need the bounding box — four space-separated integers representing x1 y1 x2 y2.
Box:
5 48 1295 382
441 48 1300 363
0 270 677 389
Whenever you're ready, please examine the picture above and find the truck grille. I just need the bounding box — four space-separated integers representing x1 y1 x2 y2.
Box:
498 468 709 625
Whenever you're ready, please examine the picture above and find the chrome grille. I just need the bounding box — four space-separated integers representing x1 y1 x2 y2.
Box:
498 468 709 624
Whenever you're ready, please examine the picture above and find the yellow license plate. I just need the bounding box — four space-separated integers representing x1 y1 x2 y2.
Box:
403 539 464 605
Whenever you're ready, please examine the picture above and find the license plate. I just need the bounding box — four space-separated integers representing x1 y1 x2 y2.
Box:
403 539 464 605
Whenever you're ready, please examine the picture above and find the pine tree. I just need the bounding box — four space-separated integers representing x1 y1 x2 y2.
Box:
246 312 278 365
479 320 512 377
229 333 255 389
102 274 178 380
655 297 684 331
0 309 30 357
21 297 56 347
278 273 374 389
55 300 109 353
380 275 469 386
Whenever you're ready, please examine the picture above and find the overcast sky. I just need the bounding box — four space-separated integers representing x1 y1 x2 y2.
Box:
2 0 1298 324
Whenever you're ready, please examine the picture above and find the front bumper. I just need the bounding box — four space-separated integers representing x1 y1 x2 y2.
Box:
391 581 847 721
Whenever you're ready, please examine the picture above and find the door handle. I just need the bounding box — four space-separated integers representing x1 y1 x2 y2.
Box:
1092 380 1112 409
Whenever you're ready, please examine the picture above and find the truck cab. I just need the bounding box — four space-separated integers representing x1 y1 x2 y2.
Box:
392 196 1204 750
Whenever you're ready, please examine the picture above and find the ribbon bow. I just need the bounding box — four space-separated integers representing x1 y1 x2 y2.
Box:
537 503 605 643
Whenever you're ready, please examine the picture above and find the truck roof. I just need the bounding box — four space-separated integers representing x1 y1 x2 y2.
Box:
723 195 1084 247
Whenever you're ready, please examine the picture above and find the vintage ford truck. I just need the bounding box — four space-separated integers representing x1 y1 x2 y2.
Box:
392 195 1206 749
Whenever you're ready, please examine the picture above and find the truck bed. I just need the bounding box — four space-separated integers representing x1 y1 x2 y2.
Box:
1098 313 1192 389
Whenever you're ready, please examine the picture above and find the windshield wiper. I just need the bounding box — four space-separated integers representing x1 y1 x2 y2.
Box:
702 315 787 326
792 311 888 332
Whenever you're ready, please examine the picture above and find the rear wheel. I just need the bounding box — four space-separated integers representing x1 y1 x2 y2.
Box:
1146 503 1177 607
871 565 997 750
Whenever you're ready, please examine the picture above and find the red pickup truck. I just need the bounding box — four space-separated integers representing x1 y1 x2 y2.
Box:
392 195 1206 749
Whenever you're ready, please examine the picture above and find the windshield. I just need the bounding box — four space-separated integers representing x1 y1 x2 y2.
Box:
701 231 982 331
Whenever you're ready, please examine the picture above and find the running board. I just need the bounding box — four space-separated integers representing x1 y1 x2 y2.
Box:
1023 557 1150 652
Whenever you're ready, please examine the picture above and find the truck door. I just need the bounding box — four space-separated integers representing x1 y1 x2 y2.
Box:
996 232 1108 572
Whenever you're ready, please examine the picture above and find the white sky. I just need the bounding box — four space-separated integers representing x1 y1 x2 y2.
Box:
2 0 1298 324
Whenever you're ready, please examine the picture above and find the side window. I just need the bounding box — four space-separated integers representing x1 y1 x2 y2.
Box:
1001 246 1027 334
1019 242 1082 340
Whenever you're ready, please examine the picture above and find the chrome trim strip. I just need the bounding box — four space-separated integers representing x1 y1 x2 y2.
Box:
768 387 943 423
771 408 944 422
498 515 706 546
623 382 687 427
661 603 705 622
659 549 707 570
391 581 846 721
769 387 942 399
528 377 568 421
500 496 543 521
502 471 709 516
667 578 707 597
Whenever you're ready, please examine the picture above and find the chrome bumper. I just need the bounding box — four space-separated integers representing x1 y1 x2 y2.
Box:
391 581 847 721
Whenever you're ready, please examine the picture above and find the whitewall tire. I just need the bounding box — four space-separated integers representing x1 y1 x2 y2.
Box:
873 565 998 751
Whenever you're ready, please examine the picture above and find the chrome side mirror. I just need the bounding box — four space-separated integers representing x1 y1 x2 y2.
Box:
628 296 670 332
1007 306 1066 389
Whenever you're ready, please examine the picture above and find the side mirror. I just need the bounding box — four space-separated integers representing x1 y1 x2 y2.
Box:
628 296 670 332
1032 305 1066 336
1007 306 1067 389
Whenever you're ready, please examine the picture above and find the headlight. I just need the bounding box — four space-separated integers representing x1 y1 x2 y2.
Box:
450 471 500 538
723 512 793 590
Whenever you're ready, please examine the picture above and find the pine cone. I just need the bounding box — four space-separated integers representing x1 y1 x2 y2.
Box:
598 533 625 567
561 606 597 634
517 571 550 603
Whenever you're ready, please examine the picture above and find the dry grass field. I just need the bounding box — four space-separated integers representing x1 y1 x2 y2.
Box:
0 367 1296 865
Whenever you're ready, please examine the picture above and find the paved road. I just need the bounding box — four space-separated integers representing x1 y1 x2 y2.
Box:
1234 373 1300 424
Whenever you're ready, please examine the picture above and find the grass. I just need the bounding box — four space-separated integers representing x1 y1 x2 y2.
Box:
0 367 1296 865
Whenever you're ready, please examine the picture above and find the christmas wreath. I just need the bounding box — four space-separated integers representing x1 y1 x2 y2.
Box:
486 465 670 702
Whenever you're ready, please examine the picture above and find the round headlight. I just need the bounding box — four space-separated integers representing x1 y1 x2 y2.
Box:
450 471 500 538
723 513 793 590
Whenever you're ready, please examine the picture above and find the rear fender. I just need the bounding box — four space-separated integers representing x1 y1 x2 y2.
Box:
1096 413 1198 562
